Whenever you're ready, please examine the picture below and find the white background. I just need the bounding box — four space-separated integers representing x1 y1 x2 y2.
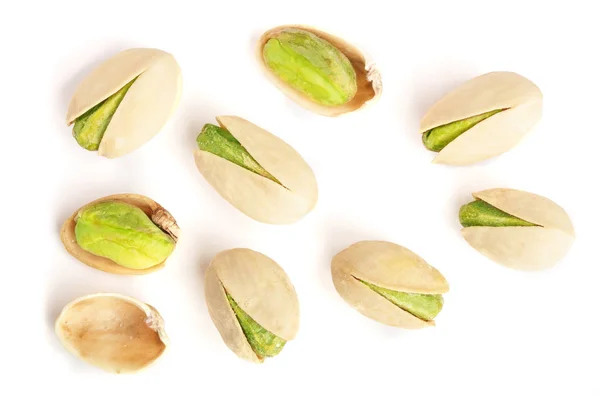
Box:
1 1 598 399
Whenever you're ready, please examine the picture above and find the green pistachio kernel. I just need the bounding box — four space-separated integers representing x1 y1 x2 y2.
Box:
72 77 137 151
74 201 175 269
262 28 357 107
226 292 286 359
358 278 444 321
422 108 506 152
459 199 539 227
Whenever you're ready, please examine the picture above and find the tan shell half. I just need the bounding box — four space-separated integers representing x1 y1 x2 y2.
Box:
257 25 382 117
420 71 543 165
461 188 575 270
204 248 300 363
60 193 180 275
55 293 169 374
331 240 449 329
66 48 182 158
194 115 318 225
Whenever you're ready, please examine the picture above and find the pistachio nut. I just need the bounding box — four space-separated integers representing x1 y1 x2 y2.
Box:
420 71 542 165
204 248 300 363
459 188 575 270
331 240 449 329
258 25 382 116
55 293 168 374
66 48 182 158
194 115 318 224
60 193 180 275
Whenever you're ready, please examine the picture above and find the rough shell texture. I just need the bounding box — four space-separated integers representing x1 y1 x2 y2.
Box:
60 193 180 275
55 293 168 374
66 48 182 158
420 71 543 165
194 115 318 225
331 240 449 328
461 188 575 270
204 248 300 363
257 25 381 117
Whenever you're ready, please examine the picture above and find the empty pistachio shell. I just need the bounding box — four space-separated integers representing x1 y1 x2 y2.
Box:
194 115 318 225
55 293 168 374
460 188 575 270
420 71 542 165
331 241 449 328
60 194 180 275
66 48 182 158
204 248 300 363
258 25 381 116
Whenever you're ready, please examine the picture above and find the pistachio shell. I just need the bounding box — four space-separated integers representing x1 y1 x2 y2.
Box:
204 248 300 363
60 194 180 275
66 48 182 158
257 25 381 117
420 71 542 165
194 115 318 224
331 241 449 328
55 293 168 374
461 188 575 270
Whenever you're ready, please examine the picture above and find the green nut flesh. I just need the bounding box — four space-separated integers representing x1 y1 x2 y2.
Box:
459 199 538 227
72 78 137 151
358 279 444 321
422 109 506 152
263 28 357 107
74 201 175 269
226 292 286 359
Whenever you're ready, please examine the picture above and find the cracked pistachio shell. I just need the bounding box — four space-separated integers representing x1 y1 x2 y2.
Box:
204 248 300 363
194 115 318 225
257 25 382 117
331 241 449 329
55 293 168 374
66 48 182 158
420 71 542 165
60 193 180 275
461 188 575 270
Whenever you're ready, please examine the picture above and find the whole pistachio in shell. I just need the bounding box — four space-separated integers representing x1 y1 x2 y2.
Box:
194 115 318 225
258 25 382 116
331 241 449 329
66 48 182 158
459 188 575 270
55 293 169 374
420 71 542 165
204 248 300 363
60 194 180 275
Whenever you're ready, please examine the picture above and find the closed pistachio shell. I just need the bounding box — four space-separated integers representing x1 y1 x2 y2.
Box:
420 71 542 165
55 293 168 374
66 48 182 158
194 115 318 224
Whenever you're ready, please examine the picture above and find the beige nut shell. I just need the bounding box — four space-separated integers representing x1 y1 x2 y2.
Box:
331 240 449 329
55 293 169 374
204 248 300 363
257 25 382 117
420 71 543 165
461 188 575 270
60 193 180 275
194 115 318 225
66 48 182 158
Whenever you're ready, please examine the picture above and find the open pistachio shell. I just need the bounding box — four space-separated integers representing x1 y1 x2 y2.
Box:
331 241 449 329
66 48 182 158
60 193 180 275
55 293 168 374
194 115 318 225
461 188 575 270
204 248 300 363
420 71 542 165
257 25 382 117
